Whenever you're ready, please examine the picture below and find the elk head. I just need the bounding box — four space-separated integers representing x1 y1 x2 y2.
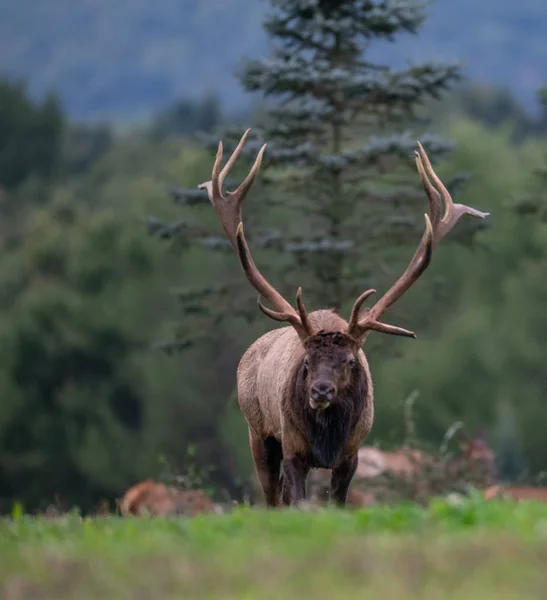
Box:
199 129 489 409
302 331 359 409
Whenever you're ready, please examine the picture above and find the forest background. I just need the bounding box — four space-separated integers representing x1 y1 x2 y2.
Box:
1 0 547 512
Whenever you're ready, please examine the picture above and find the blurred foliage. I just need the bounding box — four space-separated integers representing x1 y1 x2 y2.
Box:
423 83 547 142
0 105 254 511
150 94 223 140
61 122 114 177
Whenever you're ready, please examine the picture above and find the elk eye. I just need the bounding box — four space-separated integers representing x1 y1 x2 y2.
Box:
348 357 356 366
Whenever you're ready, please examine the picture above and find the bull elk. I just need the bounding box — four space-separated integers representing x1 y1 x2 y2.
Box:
198 129 489 507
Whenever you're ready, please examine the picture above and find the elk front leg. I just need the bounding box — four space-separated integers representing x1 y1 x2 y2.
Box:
249 431 283 507
279 473 291 506
282 455 310 506
330 454 358 507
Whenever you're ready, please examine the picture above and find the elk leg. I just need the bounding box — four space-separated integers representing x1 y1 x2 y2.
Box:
279 474 291 505
282 456 309 506
330 454 359 507
249 431 283 507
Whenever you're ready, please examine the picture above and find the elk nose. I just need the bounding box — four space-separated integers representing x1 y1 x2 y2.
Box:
311 382 336 402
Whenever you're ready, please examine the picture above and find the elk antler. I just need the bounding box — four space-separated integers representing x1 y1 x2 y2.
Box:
198 129 314 341
347 142 490 345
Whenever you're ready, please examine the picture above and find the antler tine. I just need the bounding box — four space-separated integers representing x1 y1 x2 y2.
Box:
229 143 267 203
211 141 224 200
198 128 267 249
366 321 416 338
416 142 490 248
415 144 442 233
217 128 251 192
347 289 416 338
257 287 313 340
348 142 489 346
198 130 314 339
258 298 302 328
347 289 376 332
295 287 313 337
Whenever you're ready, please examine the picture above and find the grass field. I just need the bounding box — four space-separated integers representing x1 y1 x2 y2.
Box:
3 496 547 599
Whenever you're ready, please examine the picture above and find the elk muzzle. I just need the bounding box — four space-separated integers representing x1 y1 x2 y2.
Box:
309 380 336 409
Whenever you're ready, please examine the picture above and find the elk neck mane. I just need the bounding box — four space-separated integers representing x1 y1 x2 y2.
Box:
288 330 369 469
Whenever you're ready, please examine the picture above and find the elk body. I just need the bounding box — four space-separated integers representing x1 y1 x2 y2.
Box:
198 129 489 507
119 480 217 517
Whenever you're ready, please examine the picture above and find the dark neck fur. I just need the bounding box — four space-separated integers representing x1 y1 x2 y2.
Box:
290 362 368 469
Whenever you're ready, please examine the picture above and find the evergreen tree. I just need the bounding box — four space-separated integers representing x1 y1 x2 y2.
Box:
0 79 64 191
150 94 223 140
152 0 485 351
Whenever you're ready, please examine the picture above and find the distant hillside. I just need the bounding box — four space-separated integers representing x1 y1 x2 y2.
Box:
1 0 545 121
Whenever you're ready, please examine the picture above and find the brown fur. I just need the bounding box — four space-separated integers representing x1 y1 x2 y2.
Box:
238 310 374 507
119 480 217 517
355 430 496 484
483 485 547 502
356 446 431 478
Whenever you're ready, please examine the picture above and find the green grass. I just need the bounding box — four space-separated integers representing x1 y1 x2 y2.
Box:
3 497 547 599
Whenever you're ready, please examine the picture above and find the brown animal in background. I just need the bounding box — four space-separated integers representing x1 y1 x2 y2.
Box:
309 445 430 499
483 484 547 502
198 129 488 507
119 480 217 516
355 429 497 482
309 445 427 504
355 445 432 479
311 429 496 505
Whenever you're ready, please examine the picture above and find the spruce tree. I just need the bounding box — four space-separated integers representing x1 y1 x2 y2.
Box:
152 0 485 351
